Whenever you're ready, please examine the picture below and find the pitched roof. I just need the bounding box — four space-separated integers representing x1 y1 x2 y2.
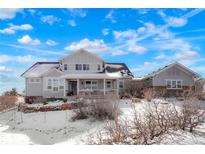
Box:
143 62 200 79
59 49 104 62
105 63 133 77
21 62 59 77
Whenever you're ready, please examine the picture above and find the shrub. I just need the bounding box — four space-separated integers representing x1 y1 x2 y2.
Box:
0 96 17 112
72 94 120 121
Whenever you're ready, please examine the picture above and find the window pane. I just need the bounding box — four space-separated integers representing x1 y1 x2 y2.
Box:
119 81 124 89
64 64 68 70
166 80 171 88
177 81 182 88
172 81 177 88
98 65 101 71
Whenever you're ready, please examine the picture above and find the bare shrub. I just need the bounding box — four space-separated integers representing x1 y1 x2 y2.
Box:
144 88 153 101
72 94 120 121
179 97 205 132
123 80 144 98
0 96 17 112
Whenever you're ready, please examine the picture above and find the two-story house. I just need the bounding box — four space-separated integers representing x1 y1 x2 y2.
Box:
21 49 133 103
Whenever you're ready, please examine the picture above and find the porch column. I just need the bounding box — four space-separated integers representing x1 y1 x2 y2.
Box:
64 79 66 97
103 78 106 95
116 79 119 95
77 79 80 95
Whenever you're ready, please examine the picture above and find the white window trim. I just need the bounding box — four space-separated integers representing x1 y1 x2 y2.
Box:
64 64 68 71
119 80 124 89
29 78 41 83
46 78 64 92
166 79 183 89
106 80 112 90
83 64 90 71
85 80 98 90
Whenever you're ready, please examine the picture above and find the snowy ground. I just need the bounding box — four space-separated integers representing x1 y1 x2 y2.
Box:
0 99 205 145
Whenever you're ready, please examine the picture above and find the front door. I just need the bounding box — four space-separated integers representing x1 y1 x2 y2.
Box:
69 81 77 95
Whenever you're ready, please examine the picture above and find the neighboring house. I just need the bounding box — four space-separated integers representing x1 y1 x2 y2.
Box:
21 49 133 103
139 62 201 97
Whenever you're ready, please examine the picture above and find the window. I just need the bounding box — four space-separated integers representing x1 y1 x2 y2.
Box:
85 80 98 90
177 80 182 89
97 64 101 71
59 79 64 90
119 81 124 89
83 64 90 70
76 64 82 70
64 64 68 71
29 78 40 83
166 80 171 89
85 81 92 89
106 81 112 89
46 78 64 91
53 79 59 91
92 81 98 89
47 79 52 90
166 80 182 89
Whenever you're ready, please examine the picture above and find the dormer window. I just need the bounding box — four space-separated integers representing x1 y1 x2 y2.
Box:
64 64 68 71
83 64 90 70
97 64 101 71
76 64 82 70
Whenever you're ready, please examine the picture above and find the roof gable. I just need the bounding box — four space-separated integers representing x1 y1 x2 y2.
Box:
59 49 104 62
144 62 200 79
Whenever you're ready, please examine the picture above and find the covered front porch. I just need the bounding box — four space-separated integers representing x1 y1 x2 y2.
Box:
64 79 119 96
61 74 119 97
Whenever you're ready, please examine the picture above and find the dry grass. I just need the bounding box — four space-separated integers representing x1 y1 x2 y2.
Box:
0 96 17 112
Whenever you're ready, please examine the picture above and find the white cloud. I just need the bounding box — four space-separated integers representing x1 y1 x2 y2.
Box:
167 17 187 27
40 15 60 25
135 9 150 15
113 30 138 40
64 38 110 53
132 62 161 73
67 9 87 18
128 45 147 54
0 24 33 34
0 66 11 73
0 54 45 63
28 9 36 16
158 10 187 27
68 20 77 27
0 8 23 20
154 54 166 60
111 50 127 56
102 28 109 36
105 10 116 23
46 40 57 46
18 35 41 45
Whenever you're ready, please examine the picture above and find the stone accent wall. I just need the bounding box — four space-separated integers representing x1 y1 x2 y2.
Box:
144 86 195 98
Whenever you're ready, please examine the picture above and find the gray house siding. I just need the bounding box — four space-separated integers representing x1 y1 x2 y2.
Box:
152 66 195 87
26 78 43 96
60 50 104 73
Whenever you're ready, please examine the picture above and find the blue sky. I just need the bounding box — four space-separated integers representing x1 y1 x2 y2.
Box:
1 8 205 94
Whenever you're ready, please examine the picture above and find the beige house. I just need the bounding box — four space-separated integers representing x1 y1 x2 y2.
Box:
138 62 201 97
21 49 133 103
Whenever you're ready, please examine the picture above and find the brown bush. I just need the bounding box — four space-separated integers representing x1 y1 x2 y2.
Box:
72 94 120 121
90 98 204 145
0 96 17 112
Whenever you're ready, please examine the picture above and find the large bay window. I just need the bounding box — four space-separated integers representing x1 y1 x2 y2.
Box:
166 80 182 89
46 78 64 91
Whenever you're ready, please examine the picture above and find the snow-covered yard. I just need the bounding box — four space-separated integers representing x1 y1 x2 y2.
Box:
0 99 205 145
